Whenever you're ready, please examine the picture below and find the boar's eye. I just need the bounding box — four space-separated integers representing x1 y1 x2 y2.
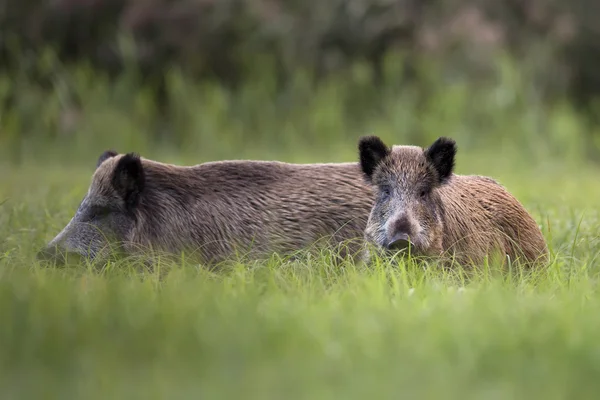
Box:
420 190 427 198
380 185 392 200
88 205 111 221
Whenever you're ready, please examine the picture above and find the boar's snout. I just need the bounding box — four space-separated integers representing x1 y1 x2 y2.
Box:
36 244 84 266
37 244 65 265
385 214 414 251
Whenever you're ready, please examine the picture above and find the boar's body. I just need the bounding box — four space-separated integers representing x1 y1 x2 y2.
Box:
431 174 548 266
39 152 375 265
358 136 548 268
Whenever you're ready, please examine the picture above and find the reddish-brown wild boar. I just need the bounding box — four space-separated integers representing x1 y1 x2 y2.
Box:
357 135 549 268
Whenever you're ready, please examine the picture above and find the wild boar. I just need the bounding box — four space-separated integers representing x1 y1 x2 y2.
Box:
357 135 549 268
38 150 375 266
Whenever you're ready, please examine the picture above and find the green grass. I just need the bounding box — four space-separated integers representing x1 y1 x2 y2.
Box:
1 152 600 399
2 55 600 399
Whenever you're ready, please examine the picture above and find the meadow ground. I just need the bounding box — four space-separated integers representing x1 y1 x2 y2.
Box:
2 59 600 399
1 146 600 400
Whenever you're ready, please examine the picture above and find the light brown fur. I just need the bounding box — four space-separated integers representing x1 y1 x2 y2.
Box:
426 174 548 266
359 136 549 268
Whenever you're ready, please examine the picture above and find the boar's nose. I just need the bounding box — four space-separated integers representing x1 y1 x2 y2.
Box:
386 214 413 251
387 232 410 251
36 245 67 266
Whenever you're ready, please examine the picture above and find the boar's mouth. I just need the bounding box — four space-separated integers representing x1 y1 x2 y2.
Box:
387 232 410 251
36 218 117 266
36 239 121 266
381 233 423 260
36 245 89 266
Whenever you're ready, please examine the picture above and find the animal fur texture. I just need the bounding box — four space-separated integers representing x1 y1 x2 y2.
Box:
358 135 549 268
38 151 376 265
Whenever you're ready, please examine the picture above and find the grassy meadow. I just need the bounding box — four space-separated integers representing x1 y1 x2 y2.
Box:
1 56 600 399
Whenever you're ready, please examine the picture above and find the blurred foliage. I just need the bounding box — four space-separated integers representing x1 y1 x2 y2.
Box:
2 52 600 166
0 0 591 96
1 0 600 163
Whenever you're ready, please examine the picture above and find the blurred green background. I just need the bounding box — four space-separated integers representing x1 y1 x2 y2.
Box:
1 0 600 166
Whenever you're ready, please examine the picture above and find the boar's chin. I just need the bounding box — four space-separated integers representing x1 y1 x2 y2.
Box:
37 245 98 266
366 233 426 259
383 243 420 258
365 232 417 258
37 235 120 266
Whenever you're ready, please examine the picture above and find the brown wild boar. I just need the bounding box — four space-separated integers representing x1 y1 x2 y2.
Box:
38 151 375 266
357 135 549 268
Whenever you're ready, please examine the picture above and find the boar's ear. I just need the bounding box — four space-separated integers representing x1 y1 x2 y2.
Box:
96 150 118 169
424 137 456 184
112 153 145 209
358 135 390 181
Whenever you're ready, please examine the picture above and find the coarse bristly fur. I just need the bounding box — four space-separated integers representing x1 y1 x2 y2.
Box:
38 151 376 266
358 135 549 269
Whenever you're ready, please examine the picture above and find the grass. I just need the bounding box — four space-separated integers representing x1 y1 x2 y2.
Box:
2 55 600 399
2 153 600 400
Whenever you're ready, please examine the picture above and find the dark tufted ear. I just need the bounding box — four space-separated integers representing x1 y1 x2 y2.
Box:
358 135 391 182
111 153 145 209
96 150 118 169
424 137 457 184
